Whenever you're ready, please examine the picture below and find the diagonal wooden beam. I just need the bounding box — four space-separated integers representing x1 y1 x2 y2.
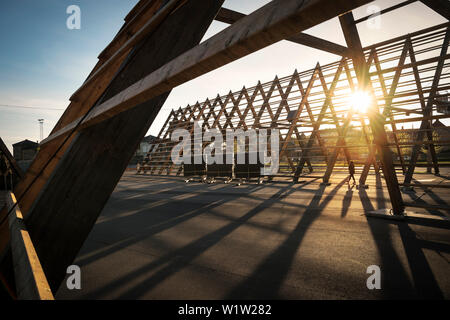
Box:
41 0 374 147
406 37 440 175
293 59 346 180
319 63 352 164
279 65 319 160
340 12 404 215
215 7 350 57
13 0 225 291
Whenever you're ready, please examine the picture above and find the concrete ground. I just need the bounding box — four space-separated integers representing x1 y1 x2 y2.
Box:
56 170 450 299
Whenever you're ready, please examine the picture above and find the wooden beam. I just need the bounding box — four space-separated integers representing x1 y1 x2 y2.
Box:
6 192 53 300
214 7 246 24
41 0 373 147
69 0 182 104
53 0 167 133
288 32 350 56
420 0 450 20
215 7 350 56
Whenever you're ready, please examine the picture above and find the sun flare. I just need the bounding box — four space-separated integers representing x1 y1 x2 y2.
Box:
350 90 372 113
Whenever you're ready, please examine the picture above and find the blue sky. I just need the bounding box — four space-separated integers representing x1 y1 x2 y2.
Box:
0 0 446 151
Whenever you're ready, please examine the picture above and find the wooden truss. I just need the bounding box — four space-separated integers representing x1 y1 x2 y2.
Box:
142 23 450 199
0 0 448 298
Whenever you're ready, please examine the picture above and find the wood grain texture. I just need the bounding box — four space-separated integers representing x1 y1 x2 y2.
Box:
24 0 224 291
41 0 373 146
6 192 53 300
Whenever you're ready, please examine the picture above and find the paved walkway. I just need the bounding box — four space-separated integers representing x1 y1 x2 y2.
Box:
56 171 450 299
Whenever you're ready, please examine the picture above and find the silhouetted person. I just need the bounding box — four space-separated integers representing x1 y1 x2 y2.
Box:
348 161 356 184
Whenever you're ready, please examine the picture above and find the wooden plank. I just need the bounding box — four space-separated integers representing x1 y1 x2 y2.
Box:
21 0 224 291
6 192 53 300
124 0 152 22
40 0 373 146
215 7 350 56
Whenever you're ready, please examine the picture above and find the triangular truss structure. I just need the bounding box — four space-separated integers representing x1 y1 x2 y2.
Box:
141 23 450 188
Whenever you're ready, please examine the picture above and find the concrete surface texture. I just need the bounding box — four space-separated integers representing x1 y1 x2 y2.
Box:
56 171 450 299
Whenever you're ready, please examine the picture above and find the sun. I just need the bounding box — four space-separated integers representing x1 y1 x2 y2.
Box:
350 90 372 113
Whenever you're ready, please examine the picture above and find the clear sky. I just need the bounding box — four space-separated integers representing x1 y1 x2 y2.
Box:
0 0 446 152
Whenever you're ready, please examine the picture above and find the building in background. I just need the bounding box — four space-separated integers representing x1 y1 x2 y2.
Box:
12 139 39 172
129 135 156 166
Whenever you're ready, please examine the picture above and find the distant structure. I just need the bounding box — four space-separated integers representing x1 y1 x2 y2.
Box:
130 135 156 165
433 120 450 154
137 135 156 156
38 119 44 142
13 139 39 161
12 139 39 172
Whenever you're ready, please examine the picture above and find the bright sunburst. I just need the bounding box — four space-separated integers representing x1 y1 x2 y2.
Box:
350 90 372 113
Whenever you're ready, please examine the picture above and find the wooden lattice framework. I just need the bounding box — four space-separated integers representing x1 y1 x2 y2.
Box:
141 22 450 188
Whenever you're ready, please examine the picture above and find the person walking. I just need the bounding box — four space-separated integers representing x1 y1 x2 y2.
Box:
348 161 356 184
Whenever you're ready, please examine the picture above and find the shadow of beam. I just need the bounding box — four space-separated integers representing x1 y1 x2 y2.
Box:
224 178 348 299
